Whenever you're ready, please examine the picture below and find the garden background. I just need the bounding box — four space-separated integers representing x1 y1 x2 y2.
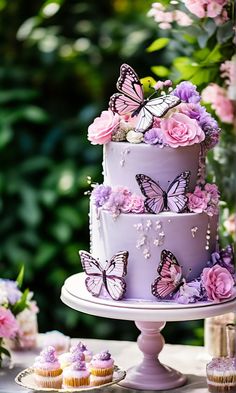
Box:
0 0 235 345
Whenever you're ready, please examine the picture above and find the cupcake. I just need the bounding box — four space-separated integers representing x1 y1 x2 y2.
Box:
59 348 85 370
206 357 236 392
71 341 93 363
42 330 70 354
89 350 114 386
62 360 90 388
33 346 62 389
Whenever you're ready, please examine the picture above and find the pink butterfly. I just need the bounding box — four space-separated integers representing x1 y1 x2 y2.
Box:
151 250 184 299
79 250 129 300
136 171 190 214
109 64 180 132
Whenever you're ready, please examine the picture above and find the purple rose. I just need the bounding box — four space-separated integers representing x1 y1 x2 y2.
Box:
173 81 201 103
187 187 208 213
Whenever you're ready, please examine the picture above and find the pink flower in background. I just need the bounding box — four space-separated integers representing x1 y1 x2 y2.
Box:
174 10 193 26
202 264 235 302
88 110 120 145
184 0 227 18
187 187 208 213
160 113 205 148
0 307 19 339
202 84 234 124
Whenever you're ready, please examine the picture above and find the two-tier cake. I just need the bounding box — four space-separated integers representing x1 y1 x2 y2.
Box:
79 64 235 305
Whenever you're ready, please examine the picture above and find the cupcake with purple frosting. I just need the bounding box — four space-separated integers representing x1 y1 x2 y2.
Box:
62 360 90 388
74 341 93 362
89 350 114 386
59 347 85 370
33 346 62 389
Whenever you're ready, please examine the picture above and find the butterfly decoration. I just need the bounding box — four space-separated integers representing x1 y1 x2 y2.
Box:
136 171 190 214
79 250 129 301
151 250 184 299
109 63 181 133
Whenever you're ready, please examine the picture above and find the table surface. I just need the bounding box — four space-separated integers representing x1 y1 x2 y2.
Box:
0 336 211 393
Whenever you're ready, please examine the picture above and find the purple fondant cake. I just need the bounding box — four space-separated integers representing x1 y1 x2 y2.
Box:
79 64 235 305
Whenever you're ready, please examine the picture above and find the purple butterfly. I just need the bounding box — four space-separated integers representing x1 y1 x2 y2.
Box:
109 64 180 133
79 250 129 300
151 250 184 299
136 172 190 214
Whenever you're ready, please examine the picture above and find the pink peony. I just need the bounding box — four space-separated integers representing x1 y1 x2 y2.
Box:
174 10 192 26
202 264 235 302
88 110 120 145
184 0 206 18
0 307 19 338
187 186 208 213
160 113 205 148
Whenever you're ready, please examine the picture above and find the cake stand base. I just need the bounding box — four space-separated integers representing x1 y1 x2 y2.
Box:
119 321 186 390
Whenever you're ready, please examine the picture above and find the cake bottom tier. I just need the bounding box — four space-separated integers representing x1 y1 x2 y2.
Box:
90 207 218 301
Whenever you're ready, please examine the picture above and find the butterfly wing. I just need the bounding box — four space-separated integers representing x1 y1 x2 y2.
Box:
145 95 181 118
135 107 153 132
116 63 144 102
103 251 129 301
136 174 165 213
166 171 190 213
109 93 140 116
151 250 183 299
79 250 104 297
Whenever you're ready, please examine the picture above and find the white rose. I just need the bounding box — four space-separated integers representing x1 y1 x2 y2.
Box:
126 130 143 144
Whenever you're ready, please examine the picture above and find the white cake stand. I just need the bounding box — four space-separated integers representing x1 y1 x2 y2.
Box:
61 273 236 391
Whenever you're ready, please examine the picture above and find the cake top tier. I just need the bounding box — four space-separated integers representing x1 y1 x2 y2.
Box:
87 64 220 150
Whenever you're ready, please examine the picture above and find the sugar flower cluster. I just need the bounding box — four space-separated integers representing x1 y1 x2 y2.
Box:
175 245 235 304
187 183 220 216
92 184 145 217
87 81 219 150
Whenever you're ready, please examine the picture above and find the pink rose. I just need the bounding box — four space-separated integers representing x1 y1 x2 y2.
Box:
0 307 19 338
160 113 205 148
129 194 145 214
88 110 120 145
202 264 235 302
187 187 208 213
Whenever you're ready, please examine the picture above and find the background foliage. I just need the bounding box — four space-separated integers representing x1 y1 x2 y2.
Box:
0 0 235 345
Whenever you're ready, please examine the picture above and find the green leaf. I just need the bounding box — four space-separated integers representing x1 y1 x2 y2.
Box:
216 21 234 44
0 346 11 357
140 76 156 94
203 19 217 37
146 38 170 52
0 125 13 149
151 66 169 77
12 288 29 315
16 265 25 288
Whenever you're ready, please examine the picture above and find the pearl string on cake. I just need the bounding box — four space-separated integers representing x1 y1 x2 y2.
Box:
205 220 211 250
197 144 207 186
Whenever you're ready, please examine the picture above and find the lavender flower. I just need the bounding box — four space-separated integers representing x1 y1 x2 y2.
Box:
211 246 235 275
174 280 205 304
92 185 112 208
144 128 165 145
173 81 201 103
0 279 22 305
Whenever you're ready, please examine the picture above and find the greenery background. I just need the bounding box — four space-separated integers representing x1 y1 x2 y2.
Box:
0 0 235 345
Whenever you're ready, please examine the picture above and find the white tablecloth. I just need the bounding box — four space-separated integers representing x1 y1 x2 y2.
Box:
0 337 211 393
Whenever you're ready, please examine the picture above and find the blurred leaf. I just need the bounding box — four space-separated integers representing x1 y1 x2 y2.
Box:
0 125 13 149
34 243 58 268
146 37 169 52
151 65 169 77
203 19 217 37
216 20 234 44
12 288 29 315
18 106 49 123
140 76 156 94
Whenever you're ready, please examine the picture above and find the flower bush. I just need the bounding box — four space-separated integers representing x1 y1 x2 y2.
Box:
0 267 38 366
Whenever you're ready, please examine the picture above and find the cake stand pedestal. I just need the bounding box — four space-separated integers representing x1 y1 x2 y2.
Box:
61 273 236 391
